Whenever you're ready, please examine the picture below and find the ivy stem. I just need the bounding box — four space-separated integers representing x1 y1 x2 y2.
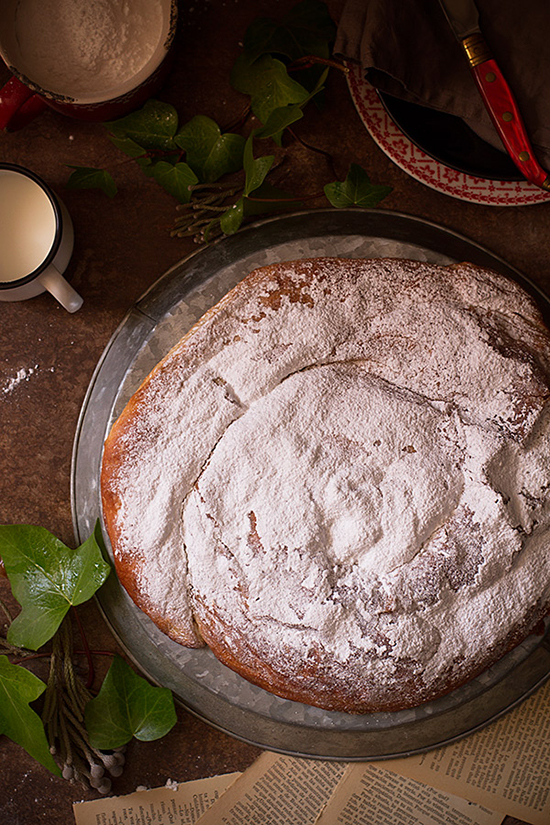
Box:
287 127 338 179
187 182 240 193
223 102 251 133
287 55 349 74
246 191 325 203
72 607 94 690
11 651 50 664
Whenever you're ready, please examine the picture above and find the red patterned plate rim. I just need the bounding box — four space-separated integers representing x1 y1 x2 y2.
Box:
347 61 550 207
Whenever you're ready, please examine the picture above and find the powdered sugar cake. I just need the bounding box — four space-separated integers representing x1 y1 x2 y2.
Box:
100 258 550 713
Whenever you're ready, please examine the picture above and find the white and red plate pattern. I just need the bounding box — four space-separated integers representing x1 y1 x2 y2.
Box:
347 61 550 207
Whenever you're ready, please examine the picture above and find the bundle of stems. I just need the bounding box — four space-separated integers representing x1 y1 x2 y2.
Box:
171 182 241 243
41 617 125 793
1 597 125 794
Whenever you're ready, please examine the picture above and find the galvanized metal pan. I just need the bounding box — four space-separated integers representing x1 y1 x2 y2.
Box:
71 209 550 760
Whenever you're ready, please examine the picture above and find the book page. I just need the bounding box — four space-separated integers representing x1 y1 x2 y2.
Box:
381 679 550 825
316 763 504 825
72 680 550 825
73 772 241 825
194 752 347 825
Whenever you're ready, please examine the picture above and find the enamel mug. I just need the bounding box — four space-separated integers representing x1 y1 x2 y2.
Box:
0 164 82 312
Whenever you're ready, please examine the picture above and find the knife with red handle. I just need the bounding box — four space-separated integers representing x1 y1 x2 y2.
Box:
438 0 550 190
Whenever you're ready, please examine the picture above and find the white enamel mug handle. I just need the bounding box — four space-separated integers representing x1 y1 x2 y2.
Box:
38 266 83 313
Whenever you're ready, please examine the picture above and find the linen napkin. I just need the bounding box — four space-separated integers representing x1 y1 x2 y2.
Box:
334 0 550 170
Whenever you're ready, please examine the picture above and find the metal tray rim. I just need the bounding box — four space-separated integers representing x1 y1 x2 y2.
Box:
71 208 550 760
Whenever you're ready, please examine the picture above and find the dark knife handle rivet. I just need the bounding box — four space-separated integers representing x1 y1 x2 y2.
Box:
485 71 496 82
519 151 530 162
502 111 513 122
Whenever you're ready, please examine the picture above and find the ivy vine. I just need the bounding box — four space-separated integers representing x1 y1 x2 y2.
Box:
66 0 391 243
0 524 176 793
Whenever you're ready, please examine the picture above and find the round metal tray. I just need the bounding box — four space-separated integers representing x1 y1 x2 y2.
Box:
71 209 550 760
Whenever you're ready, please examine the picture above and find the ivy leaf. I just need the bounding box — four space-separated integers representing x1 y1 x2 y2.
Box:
107 99 178 152
107 133 146 158
220 198 244 236
0 525 111 650
231 54 309 125
175 115 220 172
242 0 336 63
254 103 304 145
243 134 274 197
253 65 327 146
0 656 61 776
324 164 393 208
175 116 246 183
241 1 336 96
85 656 177 749
202 133 246 183
107 134 152 170
151 161 198 204
65 167 117 197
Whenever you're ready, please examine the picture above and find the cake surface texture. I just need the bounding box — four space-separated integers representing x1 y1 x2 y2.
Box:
101 257 550 712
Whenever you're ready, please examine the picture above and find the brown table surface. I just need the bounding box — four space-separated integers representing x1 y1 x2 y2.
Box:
1 2 548 823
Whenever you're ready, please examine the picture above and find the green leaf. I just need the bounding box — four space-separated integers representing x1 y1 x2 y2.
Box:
175 115 220 171
85 656 177 749
240 1 336 96
242 0 336 63
65 167 117 197
231 54 309 125
203 133 246 183
151 161 198 203
324 164 393 208
254 104 304 142
220 198 244 235
0 526 111 650
243 134 274 197
107 134 152 170
107 133 147 159
0 656 61 776
252 66 327 146
175 116 245 183
107 99 179 152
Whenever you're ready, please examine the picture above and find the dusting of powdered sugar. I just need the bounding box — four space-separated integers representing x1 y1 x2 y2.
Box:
2 364 48 395
103 258 550 710
13 0 164 99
